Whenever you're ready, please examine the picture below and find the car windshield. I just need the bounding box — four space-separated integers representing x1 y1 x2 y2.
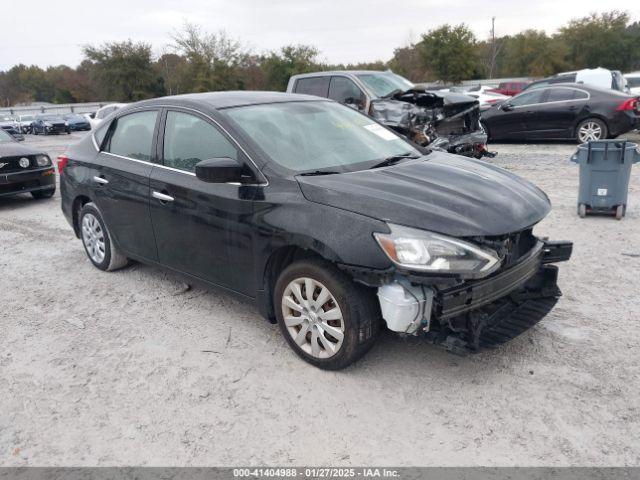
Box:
225 101 421 174
21 115 33 121
0 129 14 142
40 115 61 121
63 114 82 120
355 72 415 97
1 116 14 122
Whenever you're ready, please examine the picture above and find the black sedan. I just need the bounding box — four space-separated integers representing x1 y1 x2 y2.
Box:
32 114 71 135
0 129 55 199
62 113 91 131
59 92 572 369
481 83 640 143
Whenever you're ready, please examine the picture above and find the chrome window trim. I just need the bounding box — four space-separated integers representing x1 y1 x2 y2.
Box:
92 104 268 186
510 87 590 109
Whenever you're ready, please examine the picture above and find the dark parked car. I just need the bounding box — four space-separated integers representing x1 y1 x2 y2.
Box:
62 113 91 131
0 128 55 199
481 84 640 143
59 92 572 369
32 114 70 135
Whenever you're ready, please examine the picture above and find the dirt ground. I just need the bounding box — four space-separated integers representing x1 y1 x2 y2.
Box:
1 132 640 467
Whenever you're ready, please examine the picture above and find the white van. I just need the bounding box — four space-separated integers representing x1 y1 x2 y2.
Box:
625 72 640 95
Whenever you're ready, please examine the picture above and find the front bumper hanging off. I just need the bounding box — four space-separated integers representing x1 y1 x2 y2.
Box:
427 239 573 354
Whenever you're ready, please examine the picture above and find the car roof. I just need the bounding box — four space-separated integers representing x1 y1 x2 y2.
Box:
523 82 630 97
291 70 390 79
130 91 325 110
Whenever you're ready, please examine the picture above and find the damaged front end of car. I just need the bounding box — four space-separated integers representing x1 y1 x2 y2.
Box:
343 227 572 354
369 87 495 159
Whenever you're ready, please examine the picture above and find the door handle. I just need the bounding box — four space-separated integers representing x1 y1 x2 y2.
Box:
152 191 174 203
93 176 109 185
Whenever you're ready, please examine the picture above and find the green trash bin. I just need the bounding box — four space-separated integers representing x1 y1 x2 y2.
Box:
571 140 640 219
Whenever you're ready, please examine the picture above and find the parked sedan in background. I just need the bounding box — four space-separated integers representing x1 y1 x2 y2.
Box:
32 114 70 135
18 114 35 133
481 84 640 142
62 113 91 131
0 115 22 137
59 91 572 369
89 103 127 129
489 81 529 96
0 128 55 199
460 85 509 111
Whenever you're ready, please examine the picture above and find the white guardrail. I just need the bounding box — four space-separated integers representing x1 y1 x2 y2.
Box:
0 102 115 117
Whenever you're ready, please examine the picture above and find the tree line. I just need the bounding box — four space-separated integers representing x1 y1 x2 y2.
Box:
1 11 638 107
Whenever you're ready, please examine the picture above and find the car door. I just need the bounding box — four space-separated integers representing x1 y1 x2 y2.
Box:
525 87 588 139
92 108 160 262
149 108 259 296
328 76 367 113
486 89 546 139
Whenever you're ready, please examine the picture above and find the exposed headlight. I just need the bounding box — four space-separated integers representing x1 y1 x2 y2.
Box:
36 155 51 167
374 223 501 277
44 122 52 127
64 121 69 126
19 157 30 168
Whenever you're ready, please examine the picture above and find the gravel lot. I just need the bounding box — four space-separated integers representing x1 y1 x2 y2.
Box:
1 132 640 467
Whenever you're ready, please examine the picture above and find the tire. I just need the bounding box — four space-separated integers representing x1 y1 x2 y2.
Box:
274 258 380 370
615 205 624 220
578 203 587 218
78 202 128 271
33 128 38 135
576 118 607 143
31 188 55 199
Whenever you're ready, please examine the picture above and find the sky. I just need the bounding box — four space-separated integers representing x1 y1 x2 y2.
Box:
0 0 636 70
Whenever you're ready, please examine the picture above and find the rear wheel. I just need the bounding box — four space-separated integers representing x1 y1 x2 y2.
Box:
79 202 128 271
576 118 607 143
615 205 625 220
274 258 379 370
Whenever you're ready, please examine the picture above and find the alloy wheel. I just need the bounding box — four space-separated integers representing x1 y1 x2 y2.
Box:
281 277 345 359
578 121 603 142
81 213 106 264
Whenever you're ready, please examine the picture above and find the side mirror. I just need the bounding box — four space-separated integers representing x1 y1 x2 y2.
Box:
501 103 514 111
195 157 249 184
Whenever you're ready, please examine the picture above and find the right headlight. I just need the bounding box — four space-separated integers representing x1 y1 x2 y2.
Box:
36 155 51 167
374 223 501 278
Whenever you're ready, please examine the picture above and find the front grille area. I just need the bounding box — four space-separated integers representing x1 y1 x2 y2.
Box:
0 155 36 173
471 228 537 270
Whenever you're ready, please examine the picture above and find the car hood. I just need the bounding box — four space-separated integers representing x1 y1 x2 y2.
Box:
0 142 44 157
296 151 551 237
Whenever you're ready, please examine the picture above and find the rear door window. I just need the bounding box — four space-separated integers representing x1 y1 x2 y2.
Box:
163 111 238 173
105 110 158 161
546 88 578 102
294 77 330 97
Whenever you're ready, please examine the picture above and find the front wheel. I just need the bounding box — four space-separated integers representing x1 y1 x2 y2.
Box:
274 259 380 370
576 118 607 143
79 202 128 271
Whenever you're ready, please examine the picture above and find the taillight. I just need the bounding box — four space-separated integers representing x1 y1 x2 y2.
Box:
57 154 68 172
616 98 638 111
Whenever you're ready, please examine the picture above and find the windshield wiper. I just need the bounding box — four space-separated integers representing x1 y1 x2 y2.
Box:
369 153 420 170
298 170 341 176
